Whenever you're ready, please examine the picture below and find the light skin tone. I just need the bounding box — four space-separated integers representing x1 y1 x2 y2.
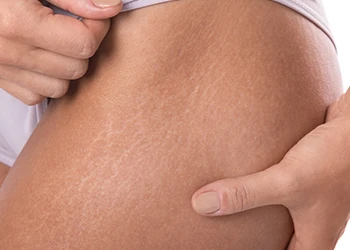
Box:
0 0 122 105
0 0 348 249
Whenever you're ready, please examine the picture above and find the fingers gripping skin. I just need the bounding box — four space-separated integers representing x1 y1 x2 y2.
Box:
0 0 119 57
0 64 70 98
192 89 350 250
45 0 123 19
0 0 121 105
0 79 44 106
0 37 89 80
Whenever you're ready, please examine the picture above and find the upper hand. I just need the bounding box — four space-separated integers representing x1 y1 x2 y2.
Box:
0 0 123 105
192 88 350 250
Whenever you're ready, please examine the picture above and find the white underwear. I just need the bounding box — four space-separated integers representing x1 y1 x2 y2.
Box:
44 0 175 19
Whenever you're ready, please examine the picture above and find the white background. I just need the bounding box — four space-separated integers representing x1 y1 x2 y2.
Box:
323 1 350 249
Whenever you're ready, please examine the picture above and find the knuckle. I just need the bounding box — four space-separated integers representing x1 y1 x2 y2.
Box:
69 59 89 80
0 11 16 37
0 39 9 64
99 19 111 37
5 48 24 66
222 182 251 213
23 92 44 106
50 80 69 98
79 33 98 59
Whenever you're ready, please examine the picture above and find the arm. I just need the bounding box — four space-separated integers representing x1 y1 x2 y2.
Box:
0 0 342 249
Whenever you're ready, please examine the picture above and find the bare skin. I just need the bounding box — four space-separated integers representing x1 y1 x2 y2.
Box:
0 163 9 188
0 0 342 249
0 0 121 105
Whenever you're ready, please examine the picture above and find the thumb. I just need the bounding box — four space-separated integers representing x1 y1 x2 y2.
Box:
192 165 290 216
43 0 123 19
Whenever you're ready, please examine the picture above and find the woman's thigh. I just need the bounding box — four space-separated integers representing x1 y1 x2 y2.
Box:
0 0 342 249
0 163 9 187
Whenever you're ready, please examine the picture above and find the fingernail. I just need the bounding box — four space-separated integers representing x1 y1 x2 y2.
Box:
92 0 122 8
193 192 221 214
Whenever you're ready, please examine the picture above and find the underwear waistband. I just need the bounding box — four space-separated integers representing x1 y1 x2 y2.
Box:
271 0 336 49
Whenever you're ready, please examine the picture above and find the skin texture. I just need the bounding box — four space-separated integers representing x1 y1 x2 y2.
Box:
192 88 350 250
0 0 121 105
0 163 9 188
0 0 343 249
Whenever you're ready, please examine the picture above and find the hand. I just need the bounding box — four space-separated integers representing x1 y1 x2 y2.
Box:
192 88 350 250
0 0 123 105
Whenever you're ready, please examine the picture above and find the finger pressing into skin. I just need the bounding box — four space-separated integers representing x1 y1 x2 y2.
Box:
191 164 291 216
0 65 69 98
0 37 89 80
45 0 123 19
1 2 110 59
0 79 44 106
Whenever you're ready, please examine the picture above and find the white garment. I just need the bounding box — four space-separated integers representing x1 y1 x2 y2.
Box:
0 90 47 167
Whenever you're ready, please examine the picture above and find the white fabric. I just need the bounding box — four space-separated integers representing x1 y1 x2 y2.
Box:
271 0 335 48
0 89 47 167
122 0 174 11
45 0 174 19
